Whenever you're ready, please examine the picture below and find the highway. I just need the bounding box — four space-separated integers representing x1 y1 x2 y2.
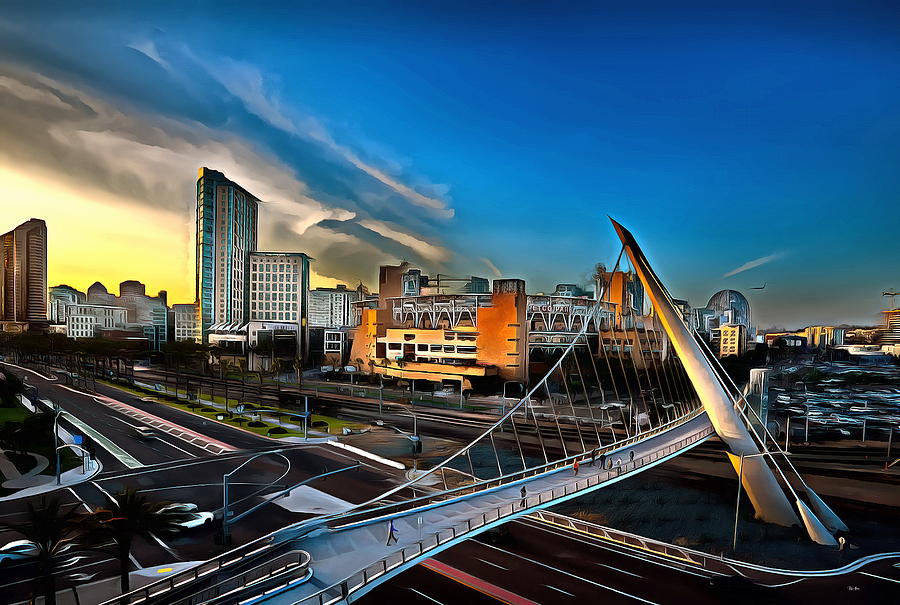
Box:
364 516 900 604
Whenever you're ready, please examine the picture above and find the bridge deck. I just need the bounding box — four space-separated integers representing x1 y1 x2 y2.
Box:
265 412 714 604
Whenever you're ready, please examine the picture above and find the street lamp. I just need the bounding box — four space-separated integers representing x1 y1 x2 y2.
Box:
221 450 287 545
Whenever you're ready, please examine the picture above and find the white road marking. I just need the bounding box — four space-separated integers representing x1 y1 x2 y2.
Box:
762 578 805 588
476 541 660 604
860 571 900 585
67 487 93 513
407 588 444 604
475 557 508 570
106 415 198 458
544 584 576 596
598 562 644 578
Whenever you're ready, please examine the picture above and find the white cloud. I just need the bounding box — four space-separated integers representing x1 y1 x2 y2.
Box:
481 257 502 278
198 56 454 217
358 218 450 263
723 252 783 278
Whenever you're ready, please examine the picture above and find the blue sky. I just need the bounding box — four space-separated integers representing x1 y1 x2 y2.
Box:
1 2 898 326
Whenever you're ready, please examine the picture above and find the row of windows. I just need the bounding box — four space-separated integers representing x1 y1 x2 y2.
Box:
252 292 297 302
252 301 296 311
252 282 298 293
385 343 477 354
252 263 300 273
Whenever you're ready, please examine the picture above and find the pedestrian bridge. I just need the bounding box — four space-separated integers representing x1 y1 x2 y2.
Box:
103 219 845 605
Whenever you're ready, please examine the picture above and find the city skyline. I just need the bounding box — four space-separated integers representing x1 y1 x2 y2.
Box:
2 4 900 326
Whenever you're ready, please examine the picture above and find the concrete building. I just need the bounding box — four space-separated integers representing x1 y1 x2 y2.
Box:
244 251 311 370
66 303 128 339
309 284 365 328
0 218 47 331
173 303 200 342
48 284 85 324
880 308 900 346
714 323 746 357
84 280 170 350
196 167 259 343
349 263 527 393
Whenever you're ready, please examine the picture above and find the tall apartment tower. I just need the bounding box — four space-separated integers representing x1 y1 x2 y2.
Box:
196 168 259 342
0 218 48 329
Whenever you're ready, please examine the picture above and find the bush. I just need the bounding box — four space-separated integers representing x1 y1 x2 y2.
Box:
201 407 218 413
268 426 288 435
247 421 267 428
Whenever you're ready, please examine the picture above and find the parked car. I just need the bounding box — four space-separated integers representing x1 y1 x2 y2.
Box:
172 512 215 529
0 540 40 566
159 503 199 514
134 426 160 440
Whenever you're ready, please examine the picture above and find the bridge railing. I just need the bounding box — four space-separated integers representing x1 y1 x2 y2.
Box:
99 537 295 605
325 407 707 531
285 420 715 605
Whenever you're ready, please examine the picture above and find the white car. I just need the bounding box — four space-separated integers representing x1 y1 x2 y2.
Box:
0 540 40 565
172 512 214 529
159 503 199 514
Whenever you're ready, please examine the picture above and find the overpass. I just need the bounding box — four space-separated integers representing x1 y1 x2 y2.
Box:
102 219 846 605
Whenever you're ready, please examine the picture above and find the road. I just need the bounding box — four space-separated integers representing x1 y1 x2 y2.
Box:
363 516 900 604
0 362 411 604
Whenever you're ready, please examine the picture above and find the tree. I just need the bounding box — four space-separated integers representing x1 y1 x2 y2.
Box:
88 489 188 594
0 498 90 605
0 367 24 408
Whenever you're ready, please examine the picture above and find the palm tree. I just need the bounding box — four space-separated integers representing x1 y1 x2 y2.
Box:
88 489 187 594
0 498 90 605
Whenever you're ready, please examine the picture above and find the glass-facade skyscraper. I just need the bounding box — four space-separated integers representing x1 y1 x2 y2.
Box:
196 168 259 342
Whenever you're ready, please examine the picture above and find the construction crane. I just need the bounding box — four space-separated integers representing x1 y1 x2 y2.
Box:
884 290 899 309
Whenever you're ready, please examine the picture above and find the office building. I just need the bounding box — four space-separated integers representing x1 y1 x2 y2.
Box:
173 303 200 342
0 218 47 331
66 303 128 339
48 284 86 324
84 280 170 349
196 167 259 343
715 323 746 357
309 284 366 328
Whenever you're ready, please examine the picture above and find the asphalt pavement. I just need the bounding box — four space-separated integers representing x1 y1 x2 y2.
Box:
361 516 900 604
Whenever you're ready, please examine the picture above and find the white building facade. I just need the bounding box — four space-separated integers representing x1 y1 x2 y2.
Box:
173 303 200 342
65 304 128 339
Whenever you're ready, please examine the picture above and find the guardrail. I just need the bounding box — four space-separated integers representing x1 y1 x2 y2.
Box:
169 549 311 605
100 537 283 605
290 418 715 605
527 510 722 570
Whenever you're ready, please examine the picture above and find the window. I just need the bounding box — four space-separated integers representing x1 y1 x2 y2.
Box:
443 345 455 353
417 344 428 351
430 344 442 352
457 346 476 354
388 342 401 351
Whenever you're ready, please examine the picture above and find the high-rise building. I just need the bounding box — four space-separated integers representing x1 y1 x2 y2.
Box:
714 323 746 357
196 168 259 343
83 280 170 349
244 252 311 367
0 218 48 330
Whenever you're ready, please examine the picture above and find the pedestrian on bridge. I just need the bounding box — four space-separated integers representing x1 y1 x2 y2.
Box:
590 448 598 466
629 450 635 463
520 485 527 508
573 459 580 476
386 519 399 546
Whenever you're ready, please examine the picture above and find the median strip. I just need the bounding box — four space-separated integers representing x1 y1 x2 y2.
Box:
43 399 143 469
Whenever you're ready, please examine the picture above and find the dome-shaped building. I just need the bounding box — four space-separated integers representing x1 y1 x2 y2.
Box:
705 289 752 333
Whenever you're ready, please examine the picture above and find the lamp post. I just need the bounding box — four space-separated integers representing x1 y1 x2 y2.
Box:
221 450 287 546
733 451 779 550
